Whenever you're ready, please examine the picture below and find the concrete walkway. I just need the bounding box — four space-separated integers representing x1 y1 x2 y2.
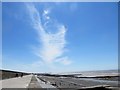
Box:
0 75 58 89
27 75 41 88
0 75 32 89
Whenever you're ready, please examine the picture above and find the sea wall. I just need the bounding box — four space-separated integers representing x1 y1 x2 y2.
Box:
0 70 29 80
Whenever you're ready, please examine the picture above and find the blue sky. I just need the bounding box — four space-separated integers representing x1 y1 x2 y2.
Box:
2 2 118 73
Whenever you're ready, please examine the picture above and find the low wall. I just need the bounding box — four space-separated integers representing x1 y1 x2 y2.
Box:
0 69 29 80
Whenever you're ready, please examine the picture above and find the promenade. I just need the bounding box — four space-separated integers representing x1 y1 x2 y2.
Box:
0 75 32 89
0 75 57 89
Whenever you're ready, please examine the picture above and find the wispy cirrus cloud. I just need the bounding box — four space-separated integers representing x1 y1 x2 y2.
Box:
26 3 72 65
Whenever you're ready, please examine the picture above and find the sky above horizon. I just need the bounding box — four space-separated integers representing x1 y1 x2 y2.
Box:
2 2 118 73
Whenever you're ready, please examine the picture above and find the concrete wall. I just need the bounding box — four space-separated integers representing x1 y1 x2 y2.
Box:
0 70 29 80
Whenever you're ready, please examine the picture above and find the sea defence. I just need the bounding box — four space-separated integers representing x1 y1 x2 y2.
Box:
1 74 117 90
0 69 29 80
0 70 119 90
0 74 58 90
0 75 32 89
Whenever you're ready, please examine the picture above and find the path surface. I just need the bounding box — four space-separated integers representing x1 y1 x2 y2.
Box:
27 75 41 88
0 75 58 89
0 75 32 89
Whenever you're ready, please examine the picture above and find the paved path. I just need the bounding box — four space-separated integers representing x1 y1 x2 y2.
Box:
0 75 58 89
27 75 41 88
0 75 32 89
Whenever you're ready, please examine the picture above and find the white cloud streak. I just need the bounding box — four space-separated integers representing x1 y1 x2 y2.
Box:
26 3 71 65
55 57 72 65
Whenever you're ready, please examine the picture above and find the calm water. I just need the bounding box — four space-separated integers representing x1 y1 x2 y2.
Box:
79 78 118 84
